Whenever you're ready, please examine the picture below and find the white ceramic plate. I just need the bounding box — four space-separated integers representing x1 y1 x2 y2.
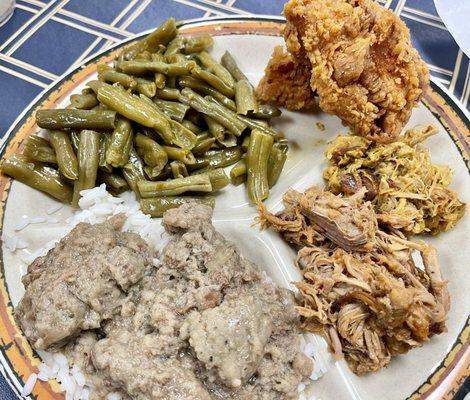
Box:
0 16 469 400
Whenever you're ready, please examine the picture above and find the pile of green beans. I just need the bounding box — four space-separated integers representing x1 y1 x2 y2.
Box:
0 17 287 216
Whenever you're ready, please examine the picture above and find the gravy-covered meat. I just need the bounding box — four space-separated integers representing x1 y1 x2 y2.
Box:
15 214 153 349
16 204 312 399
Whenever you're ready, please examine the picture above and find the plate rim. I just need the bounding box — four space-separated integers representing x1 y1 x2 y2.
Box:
0 15 469 400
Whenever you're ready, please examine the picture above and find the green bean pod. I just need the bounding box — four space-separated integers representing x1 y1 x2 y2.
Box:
197 51 235 89
134 133 168 173
168 120 198 150
122 149 147 197
235 79 258 115
137 174 212 197
178 76 236 111
106 117 133 167
204 115 225 142
192 136 216 156
135 78 157 98
162 145 196 164
155 87 180 100
246 129 274 203
201 147 243 169
190 67 235 98
170 161 189 179
230 159 246 186
140 196 215 217
181 119 204 134
23 135 57 164
99 68 137 89
267 143 288 188
192 168 229 191
36 109 116 130
69 92 98 110
98 133 112 173
117 60 196 76
0 154 72 203
183 35 214 53
145 163 172 180
221 51 249 82
248 104 282 120
98 171 129 194
89 81 174 145
72 130 100 206
48 130 79 180
154 99 189 122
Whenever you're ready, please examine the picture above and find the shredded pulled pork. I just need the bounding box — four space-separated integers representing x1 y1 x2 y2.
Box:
324 125 466 235
258 186 450 375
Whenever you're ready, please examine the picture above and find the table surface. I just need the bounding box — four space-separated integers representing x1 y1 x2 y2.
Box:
0 0 469 399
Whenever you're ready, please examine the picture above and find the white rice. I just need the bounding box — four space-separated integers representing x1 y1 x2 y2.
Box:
8 185 328 399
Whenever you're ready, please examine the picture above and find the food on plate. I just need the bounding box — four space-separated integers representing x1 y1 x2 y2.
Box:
0 18 286 213
257 46 316 111
258 186 450 374
257 0 429 143
16 203 313 399
324 125 466 235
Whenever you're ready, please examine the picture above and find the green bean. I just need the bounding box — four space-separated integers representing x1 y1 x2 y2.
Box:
36 109 116 130
267 143 287 188
155 87 180 100
98 133 112 173
164 36 185 58
186 157 210 172
135 78 157 98
204 115 225 142
0 154 72 203
88 81 174 144
140 196 215 217
70 131 80 152
237 114 282 139
230 159 246 186
48 130 79 180
72 130 100 206
138 174 212 197
23 135 57 164
218 133 237 148
192 136 216 156
197 51 235 89
122 148 147 197
69 92 98 110
145 163 172 180
154 73 166 89
201 147 243 169
246 129 273 203
154 99 189 122
98 171 129 194
248 104 281 119
134 133 168 174
123 18 177 59
106 117 133 167
221 51 249 82
204 95 248 135
235 79 258 115
168 119 198 150
190 67 234 98
241 135 250 151
117 60 196 76
99 69 137 89
179 89 246 136
192 168 229 191
162 145 196 164
178 76 236 111
183 35 214 54
170 161 188 179
181 119 203 134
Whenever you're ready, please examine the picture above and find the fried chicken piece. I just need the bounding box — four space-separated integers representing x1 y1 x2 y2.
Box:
257 45 316 110
261 0 429 143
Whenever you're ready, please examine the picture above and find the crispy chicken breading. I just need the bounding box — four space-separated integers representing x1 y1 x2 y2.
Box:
258 187 450 374
257 45 317 110
258 0 429 143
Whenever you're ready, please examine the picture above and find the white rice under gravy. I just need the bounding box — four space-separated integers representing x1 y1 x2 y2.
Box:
8 185 326 399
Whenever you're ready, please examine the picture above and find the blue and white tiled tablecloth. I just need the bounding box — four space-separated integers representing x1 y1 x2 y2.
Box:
0 1 469 399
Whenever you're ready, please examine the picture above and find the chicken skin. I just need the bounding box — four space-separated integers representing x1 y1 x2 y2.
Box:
257 0 429 143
